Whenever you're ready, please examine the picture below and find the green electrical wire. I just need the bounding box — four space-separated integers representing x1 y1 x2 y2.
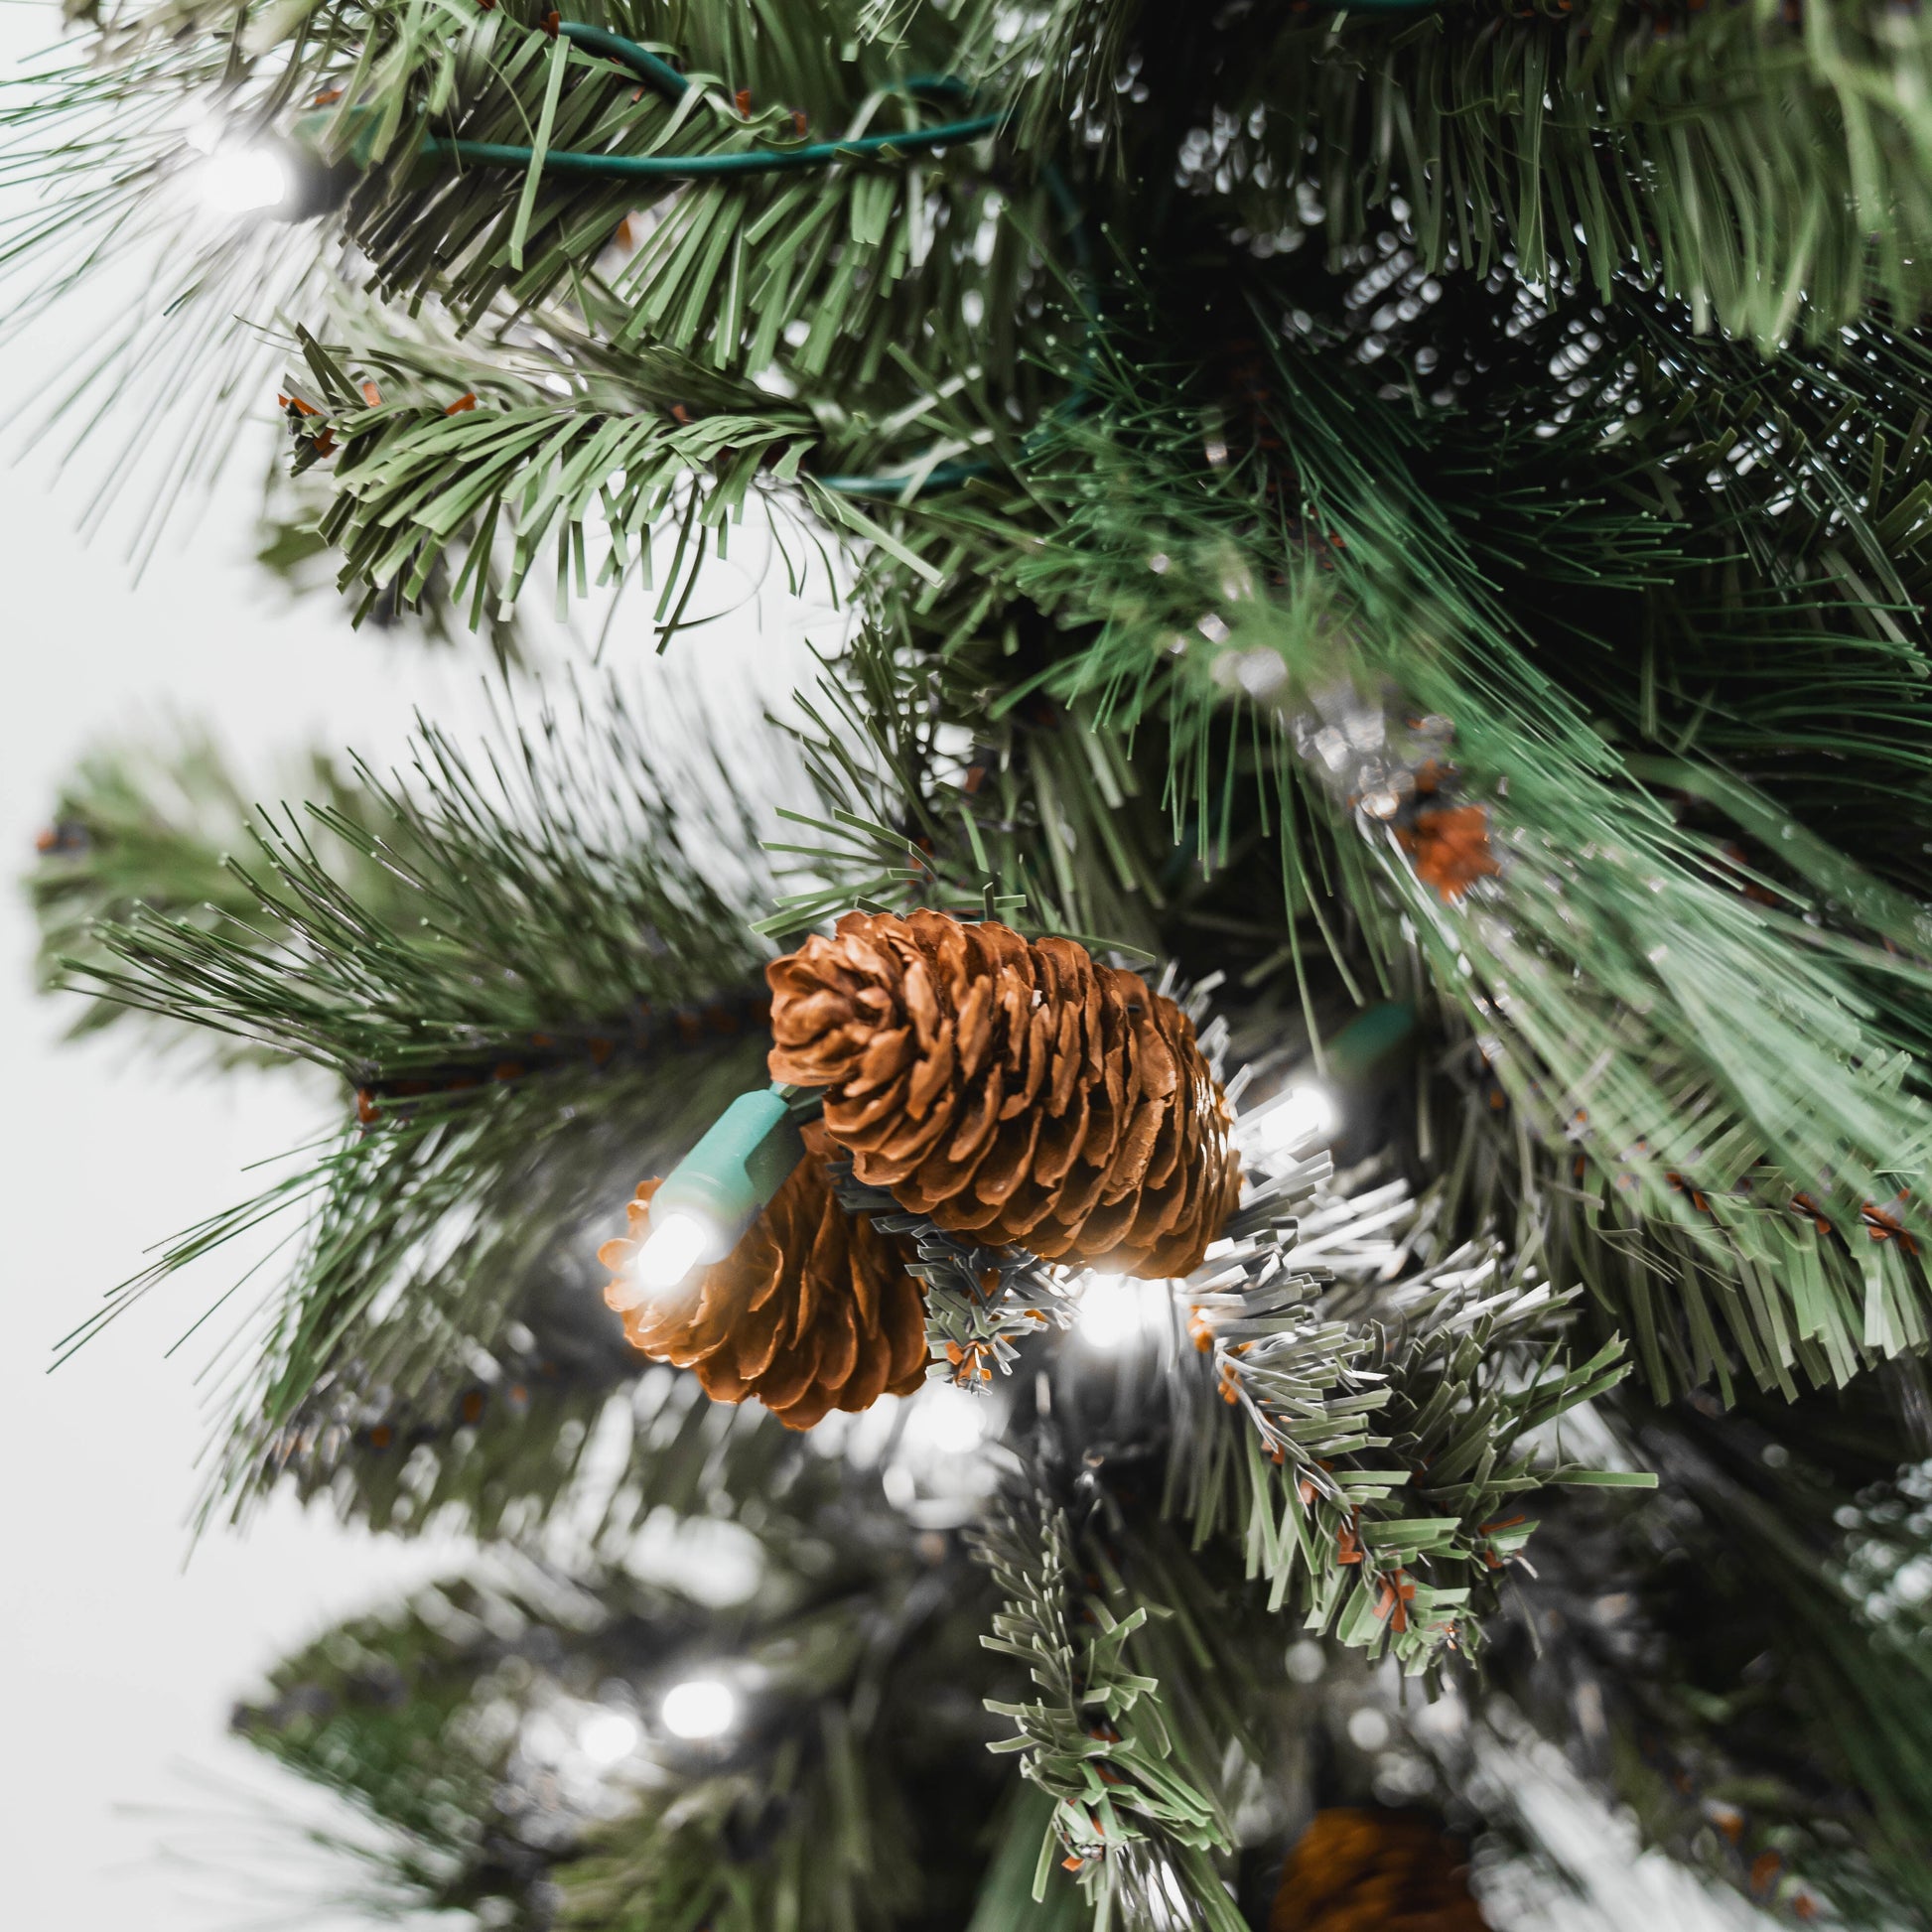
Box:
425 22 1001 181
555 22 688 100
558 30 1070 498
425 10 1441 187
430 115 1002 178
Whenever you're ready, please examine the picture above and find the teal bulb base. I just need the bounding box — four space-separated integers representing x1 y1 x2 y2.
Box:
652 1088 805 1260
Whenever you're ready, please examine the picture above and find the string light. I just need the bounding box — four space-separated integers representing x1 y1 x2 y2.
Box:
661 1677 738 1740
906 1383 987 1455
632 1209 713 1291
1074 1273 1171 1350
1346 1707 1391 1751
576 1708 640 1766
198 144 294 215
1244 1082 1337 1157
622 1086 803 1295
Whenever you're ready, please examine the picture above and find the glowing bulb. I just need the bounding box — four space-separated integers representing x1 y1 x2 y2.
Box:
577 1709 640 1766
199 145 292 214
634 1211 712 1290
661 1677 738 1741
911 1384 987 1455
1246 1083 1336 1156
1076 1273 1167 1350
1346 1707 1391 1751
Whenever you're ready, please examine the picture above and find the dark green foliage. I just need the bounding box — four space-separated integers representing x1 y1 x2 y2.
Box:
829 284 1932 1405
230 1548 1019 1932
976 1490 1252 1932
188 1056 766 1532
255 470 530 662
27 732 412 1059
1488 1381 1932 1922
1191 0 1932 345
63 691 766 1079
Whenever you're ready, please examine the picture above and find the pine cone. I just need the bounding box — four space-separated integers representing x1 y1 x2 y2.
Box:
1399 801 1499 901
1394 762 1498 902
598 1122 927 1429
765 911 1241 1278
1269 1809 1487 1932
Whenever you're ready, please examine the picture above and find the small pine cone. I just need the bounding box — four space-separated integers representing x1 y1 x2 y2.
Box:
765 910 1241 1278
598 1122 927 1430
1269 1809 1487 1932
1399 801 1498 902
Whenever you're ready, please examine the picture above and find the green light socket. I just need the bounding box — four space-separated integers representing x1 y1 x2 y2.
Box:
652 1088 805 1260
1327 1000 1419 1084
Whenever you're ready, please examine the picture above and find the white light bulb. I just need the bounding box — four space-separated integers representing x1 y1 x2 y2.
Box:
199 145 292 215
1076 1273 1167 1350
634 1210 712 1290
1346 1706 1391 1752
911 1384 986 1455
577 1709 640 1766
661 1677 738 1741
1247 1083 1337 1156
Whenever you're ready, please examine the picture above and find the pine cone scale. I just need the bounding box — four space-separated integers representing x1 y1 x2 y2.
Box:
848 1025 913 1096
1270 1810 1487 1931
1105 1099 1165 1197
1031 1101 1087 1187
949 1075 1005 1164
729 1286 787 1379
904 1021 955 1117
748 1338 813 1412
902 953 942 1038
967 1112 1042 1208
1050 1149 1111 1228
1047 1012 1083 1114
884 1291 925 1389
845 1097 954 1179
839 1334 893 1414
834 1078 916 1140
932 1186 1008 1235
820 1301 861 1387
955 973 996 1076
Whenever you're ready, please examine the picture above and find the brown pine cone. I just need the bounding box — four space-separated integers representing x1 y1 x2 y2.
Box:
765 910 1241 1278
1399 801 1499 902
598 1122 927 1430
1270 1810 1487 1932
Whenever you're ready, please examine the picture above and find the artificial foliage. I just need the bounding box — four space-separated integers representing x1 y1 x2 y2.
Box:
19 0 1932 1926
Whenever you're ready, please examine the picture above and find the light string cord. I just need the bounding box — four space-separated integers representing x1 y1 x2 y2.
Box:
426 23 1002 178
438 12 1443 181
